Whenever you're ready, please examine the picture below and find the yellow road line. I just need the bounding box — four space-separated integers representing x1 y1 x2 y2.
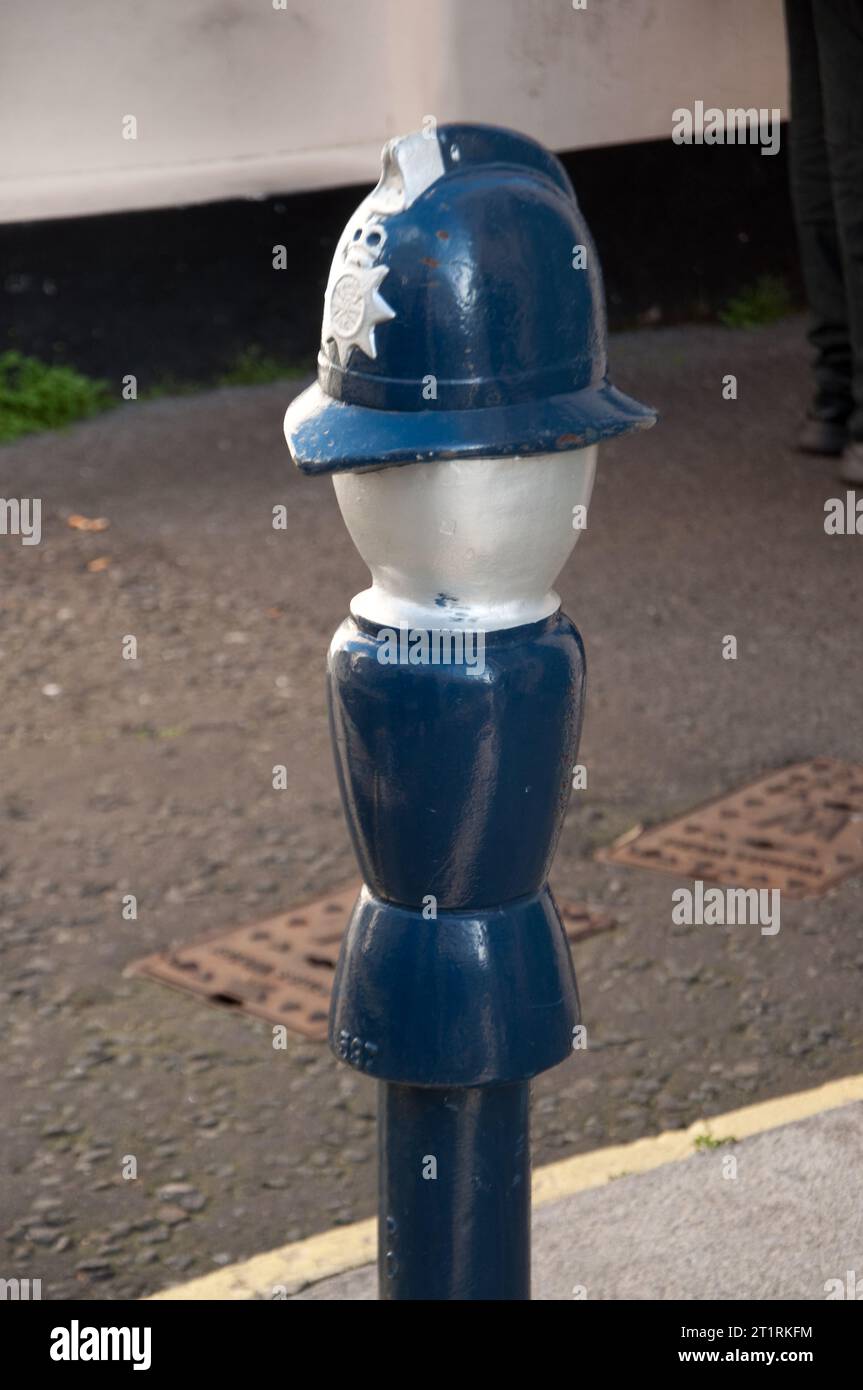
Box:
150 1072 863 1300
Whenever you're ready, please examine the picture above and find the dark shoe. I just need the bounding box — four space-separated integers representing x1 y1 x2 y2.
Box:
839 442 863 485
797 417 848 456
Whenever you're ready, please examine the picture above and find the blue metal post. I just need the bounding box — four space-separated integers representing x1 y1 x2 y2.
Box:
379 1082 530 1300
285 122 656 1300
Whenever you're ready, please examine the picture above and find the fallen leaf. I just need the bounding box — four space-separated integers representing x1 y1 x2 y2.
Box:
86 556 112 573
68 514 110 532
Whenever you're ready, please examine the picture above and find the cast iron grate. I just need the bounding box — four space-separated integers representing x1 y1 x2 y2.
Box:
598 758 863 898
129 884 614 1040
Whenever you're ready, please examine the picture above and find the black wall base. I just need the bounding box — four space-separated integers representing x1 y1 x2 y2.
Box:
0 132 802 388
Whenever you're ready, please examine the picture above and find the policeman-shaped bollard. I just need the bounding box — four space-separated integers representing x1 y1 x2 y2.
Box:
285 124 656 1300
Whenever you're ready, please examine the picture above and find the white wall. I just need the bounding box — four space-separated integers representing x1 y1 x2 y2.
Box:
0 0 788 223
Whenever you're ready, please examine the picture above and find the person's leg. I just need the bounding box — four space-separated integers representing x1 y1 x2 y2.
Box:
784 0 854 446
809 1 863 480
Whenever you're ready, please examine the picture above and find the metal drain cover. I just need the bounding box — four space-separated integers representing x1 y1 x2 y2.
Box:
129 884 357 1040
130 885 613 1039
598 758 863 898
558 899 616 943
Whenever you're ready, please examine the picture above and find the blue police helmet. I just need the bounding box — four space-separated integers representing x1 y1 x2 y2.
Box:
285 123 656 474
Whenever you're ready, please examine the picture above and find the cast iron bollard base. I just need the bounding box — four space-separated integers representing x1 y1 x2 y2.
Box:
379 1082 530 1300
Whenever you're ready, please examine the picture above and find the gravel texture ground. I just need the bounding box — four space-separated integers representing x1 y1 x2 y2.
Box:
2 317 861 1299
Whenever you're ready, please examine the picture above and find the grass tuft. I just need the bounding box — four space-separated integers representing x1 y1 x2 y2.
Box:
694 1133 737 1151
718 275 792 329
0 351 113 444
216 347 311 388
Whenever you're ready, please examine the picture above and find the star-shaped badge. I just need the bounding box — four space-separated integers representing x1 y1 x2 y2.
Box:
322 223 396 365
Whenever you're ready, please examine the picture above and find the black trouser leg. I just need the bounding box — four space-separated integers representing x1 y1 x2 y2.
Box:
810 1 863 441
784 0 854 426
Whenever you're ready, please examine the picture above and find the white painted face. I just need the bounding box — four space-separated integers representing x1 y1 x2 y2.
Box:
332 447 597 632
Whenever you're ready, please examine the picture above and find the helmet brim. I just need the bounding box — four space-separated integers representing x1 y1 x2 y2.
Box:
285 380 657 475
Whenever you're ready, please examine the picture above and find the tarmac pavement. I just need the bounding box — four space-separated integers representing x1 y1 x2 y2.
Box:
290 1100 863 1301
2 315 862 1299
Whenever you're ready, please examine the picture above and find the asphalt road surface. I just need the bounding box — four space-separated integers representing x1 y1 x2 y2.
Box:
2 317 861 1299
